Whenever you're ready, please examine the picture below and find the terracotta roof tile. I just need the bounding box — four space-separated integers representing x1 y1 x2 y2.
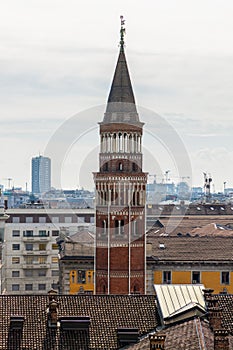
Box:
147 236 233 261
124 318 214 350
0 295 158 350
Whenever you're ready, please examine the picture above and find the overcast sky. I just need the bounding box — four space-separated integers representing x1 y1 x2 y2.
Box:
1 0 233 192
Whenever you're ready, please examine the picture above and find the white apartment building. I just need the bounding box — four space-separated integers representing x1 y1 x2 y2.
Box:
1 208 95 294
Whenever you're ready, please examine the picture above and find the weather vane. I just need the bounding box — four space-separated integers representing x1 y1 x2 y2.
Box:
120 15 126 50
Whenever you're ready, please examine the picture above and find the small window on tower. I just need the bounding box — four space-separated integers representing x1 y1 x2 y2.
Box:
102 220 107 235
132 163 137 172
115 219 124 235
118 162 123 171
104 162 108 171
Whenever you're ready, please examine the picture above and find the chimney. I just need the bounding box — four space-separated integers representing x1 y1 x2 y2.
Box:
48 299 59 327
208 305 223 331
214 329 229 350
47 289 59 328
203 290 222 331
149 333 166 349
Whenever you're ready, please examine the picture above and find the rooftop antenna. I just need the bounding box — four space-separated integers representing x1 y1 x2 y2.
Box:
223 181 226 194
165 170 170 184
120 15 126 50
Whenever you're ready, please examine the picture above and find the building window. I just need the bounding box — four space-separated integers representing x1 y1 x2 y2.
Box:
104 162 108 171
51 217 59 223
52 257 58 264
115 219 124 235
192 271 201 284
78 270 86 284
64 216 72 223
39 230 47 237
163 271 172 284
26 217 33 223
12 284 20 291
38 256 46 264
38 284 46 291
25 284 33 291
52 243 58 250
38 270 46 277
39 216 46 223
221 272 230 285
51 282 59 290
52 230 59 236
39 243 46 251
25 243 33 251
132 220 138 236
12 217 20 223
102 220 107 235
12 271 20 277
52 270 59 277
12 244 20 250
12 257 20 264
24 230 33 237
78 217 85 223
25 256 33 264
118 162 123 171
133 163 138 172
12 230 20 237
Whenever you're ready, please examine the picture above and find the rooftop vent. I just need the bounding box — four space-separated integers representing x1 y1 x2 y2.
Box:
117 328 139 345
59 316 90 331
10 316 24 330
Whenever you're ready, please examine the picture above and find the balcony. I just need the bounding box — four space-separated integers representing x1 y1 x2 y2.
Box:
22 236 50 242
22 263 50 269
22 250 50 256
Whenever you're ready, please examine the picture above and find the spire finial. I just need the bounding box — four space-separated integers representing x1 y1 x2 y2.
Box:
120 15 126 50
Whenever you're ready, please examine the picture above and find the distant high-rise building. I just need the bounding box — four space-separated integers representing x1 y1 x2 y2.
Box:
31 155 51 194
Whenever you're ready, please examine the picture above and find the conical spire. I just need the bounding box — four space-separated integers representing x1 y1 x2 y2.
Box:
102 17 141 125
107 48 135 105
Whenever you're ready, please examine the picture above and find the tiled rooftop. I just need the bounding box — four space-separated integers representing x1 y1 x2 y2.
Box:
124 318 214 350
0 294 158 350
147 235 233 261
147 216 233 236
215 294 233 334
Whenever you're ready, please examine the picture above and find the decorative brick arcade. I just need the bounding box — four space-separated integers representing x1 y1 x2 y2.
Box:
93 18 147 294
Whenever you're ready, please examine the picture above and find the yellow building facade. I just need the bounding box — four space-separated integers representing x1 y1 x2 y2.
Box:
153 270 233 294
69 269 94 294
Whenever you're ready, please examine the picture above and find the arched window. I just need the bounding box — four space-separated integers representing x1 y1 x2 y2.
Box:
132 163 137 172
118 162 123 171
104 162 108 171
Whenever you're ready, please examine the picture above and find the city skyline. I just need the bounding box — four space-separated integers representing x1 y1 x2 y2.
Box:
1 1 233 192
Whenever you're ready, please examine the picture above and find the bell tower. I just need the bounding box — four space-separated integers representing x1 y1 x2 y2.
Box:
93 17 147 294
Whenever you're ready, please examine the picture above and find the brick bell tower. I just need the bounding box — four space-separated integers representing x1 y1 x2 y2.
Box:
93 17 147 295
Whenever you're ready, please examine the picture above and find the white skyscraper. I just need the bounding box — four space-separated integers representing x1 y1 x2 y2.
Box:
31 155 51 194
